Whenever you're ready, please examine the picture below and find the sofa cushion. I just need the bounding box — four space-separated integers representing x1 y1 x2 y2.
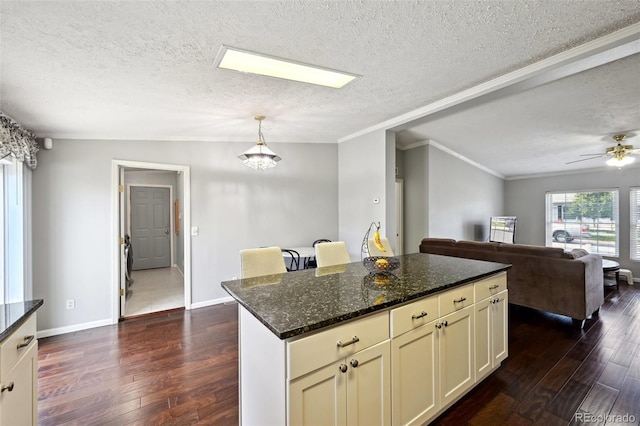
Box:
420 238 456 247
455 240 500 251
497 243 566 258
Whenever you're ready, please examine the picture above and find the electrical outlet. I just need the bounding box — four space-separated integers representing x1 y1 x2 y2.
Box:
66 299 75 310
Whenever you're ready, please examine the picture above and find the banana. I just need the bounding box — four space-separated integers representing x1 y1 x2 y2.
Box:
373 228 386 252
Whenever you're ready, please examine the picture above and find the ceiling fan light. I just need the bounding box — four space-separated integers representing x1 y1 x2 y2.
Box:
606 155 635 167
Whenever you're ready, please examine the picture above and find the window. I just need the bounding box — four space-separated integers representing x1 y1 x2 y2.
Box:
545 190 619 256
632 187 640 261
1 156 31 304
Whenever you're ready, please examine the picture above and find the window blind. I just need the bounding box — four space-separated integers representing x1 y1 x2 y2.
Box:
631 187 640 261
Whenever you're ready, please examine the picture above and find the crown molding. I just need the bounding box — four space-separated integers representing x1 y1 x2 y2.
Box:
339 22 640 144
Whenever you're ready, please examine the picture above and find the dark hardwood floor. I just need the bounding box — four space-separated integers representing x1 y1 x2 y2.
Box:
38 281 640 425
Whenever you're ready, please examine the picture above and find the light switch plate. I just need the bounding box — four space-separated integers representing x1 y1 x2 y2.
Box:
191 226 199 236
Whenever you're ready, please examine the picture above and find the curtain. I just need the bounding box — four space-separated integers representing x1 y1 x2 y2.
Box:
0 112 39 170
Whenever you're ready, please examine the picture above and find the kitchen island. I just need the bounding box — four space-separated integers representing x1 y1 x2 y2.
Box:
222 253 510 426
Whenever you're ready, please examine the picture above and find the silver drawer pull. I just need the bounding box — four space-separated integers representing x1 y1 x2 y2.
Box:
453 297 467 303
1 382 14 393
435 320 448 329
489 284 500 290
412 311 428 320
337 336 359 348
17 335 34 349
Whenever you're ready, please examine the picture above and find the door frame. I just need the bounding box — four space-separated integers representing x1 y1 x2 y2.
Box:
128 184 175 268
111 160 191 323
395 179 404 255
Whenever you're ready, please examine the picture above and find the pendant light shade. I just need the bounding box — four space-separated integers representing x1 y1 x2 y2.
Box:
238 115 281 170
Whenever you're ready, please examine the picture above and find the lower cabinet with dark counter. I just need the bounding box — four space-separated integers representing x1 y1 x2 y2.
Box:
0 300 43 426
232 269 508 426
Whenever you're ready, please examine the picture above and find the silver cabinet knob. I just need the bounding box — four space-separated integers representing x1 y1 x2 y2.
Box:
339 364 348 373
350 359 359 368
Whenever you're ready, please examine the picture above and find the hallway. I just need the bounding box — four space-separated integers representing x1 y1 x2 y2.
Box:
125 267 184 317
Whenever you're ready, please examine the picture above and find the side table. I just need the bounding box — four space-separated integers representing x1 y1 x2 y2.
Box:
602 259 620 290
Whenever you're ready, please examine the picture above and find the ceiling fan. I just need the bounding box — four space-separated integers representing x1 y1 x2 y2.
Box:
567 134 640 167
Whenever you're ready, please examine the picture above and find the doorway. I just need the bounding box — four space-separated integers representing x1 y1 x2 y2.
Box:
111 160 191 323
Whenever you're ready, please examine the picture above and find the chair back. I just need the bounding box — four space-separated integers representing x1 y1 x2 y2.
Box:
240 246 287 279
367 237 394 257
307 239 332 268
315 241 351 267
281 249 301 271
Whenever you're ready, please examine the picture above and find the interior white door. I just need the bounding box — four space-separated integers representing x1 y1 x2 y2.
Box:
131 186 171 270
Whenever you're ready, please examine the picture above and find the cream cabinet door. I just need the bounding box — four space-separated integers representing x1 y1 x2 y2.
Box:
492 291 508 367
391 321 440 426
474 297 493 381
439 305 474 407
289 359 347 426
346 340 391 426
475 290 509 381
0 342 38 426
288 340 390 426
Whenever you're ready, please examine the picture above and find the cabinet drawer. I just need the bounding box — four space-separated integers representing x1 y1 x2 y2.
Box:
1 314 37 379
474 273 507 302
288 311 389 379
439 284 474 317
390 295 439 337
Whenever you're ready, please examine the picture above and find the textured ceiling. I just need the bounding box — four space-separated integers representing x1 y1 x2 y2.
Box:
1 0 639 177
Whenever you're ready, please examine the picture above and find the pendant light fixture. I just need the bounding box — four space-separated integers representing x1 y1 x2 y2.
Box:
238 115 281 170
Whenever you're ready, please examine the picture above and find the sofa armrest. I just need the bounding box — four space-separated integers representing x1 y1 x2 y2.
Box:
576 253 604 316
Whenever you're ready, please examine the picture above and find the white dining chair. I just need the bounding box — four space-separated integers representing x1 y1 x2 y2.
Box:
367 237 394 257
240 246 287 278
315 241 351 267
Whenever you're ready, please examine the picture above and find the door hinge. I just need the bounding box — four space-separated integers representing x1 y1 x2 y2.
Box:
120 288 125 296
119 185 124 193
120 237 124 245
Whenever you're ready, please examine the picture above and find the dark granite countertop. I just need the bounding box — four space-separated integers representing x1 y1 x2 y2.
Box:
222 253 510 339
0 299 44 343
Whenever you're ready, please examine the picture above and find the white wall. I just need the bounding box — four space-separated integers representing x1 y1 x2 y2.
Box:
505 165 640 278
402 143 505 252
428 145 504 241
32 139 338 333
338 130 395 259
403 145 429 253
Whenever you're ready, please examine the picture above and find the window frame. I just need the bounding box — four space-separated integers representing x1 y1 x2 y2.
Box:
545 188 619 257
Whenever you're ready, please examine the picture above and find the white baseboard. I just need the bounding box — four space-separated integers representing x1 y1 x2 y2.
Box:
190 296 235 309
37 318 114 339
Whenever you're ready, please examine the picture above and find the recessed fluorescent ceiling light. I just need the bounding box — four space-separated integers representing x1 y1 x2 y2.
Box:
214 45 359 89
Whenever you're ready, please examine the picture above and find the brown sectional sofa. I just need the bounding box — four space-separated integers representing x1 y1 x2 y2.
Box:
419 238 604 327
